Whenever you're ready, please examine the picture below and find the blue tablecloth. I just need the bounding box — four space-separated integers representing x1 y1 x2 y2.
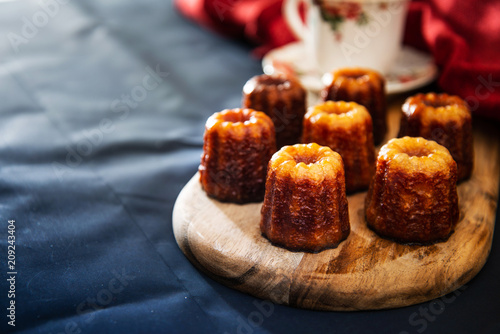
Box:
0 1 499 333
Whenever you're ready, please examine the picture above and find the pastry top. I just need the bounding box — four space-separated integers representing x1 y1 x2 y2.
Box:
268 143 344 183
322 67 385 92
243 74 305 98
402 92 471 125
305 100 372 128
205 108 274 139
379 136 457 175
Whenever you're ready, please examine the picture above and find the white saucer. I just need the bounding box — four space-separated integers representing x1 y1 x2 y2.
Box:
262 42 438 95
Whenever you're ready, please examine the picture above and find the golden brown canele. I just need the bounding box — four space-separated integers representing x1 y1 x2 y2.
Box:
302 101 375 193
261 143 350 252
242 73 307 148
321 67 387 145
365 137 459 244
398 92 474 181
199 108 276 203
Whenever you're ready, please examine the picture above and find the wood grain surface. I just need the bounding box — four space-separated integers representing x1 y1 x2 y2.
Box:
172 97 500 311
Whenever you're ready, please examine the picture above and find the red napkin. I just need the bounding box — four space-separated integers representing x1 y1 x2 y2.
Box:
175 0 500 121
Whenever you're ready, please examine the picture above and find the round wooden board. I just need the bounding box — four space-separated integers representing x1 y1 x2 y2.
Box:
173 112 499 311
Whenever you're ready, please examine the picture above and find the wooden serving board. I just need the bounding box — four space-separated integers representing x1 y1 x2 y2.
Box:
173 100 500 311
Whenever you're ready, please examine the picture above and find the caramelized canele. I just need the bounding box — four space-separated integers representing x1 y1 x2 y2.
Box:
365 137 459 244
302 101 375 193
321 68 387 144
398 92 473 181
243 74 307 148
199 108 276 203
261 143 350 252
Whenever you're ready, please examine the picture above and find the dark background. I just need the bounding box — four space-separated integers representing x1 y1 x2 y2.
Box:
0 1 499 333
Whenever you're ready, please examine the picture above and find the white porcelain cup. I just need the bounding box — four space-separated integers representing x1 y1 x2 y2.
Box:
283 0 409 74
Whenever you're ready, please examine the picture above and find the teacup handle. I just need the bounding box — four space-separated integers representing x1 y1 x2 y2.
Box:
283 0 309 40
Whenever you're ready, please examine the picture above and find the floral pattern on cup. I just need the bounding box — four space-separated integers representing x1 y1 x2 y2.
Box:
313 0 376 40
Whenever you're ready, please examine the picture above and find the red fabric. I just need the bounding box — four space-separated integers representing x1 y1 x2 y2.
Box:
175 0 500 120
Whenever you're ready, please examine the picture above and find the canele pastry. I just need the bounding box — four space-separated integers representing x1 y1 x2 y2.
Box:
261 143 350 252
321 67 387 144
398 92 473 181
302 101 375 193
199 108 276 203
243 74 307 148
365 137 459 244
